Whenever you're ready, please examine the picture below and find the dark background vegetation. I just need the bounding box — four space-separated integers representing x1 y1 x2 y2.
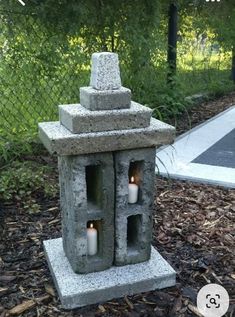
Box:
0 0 235 163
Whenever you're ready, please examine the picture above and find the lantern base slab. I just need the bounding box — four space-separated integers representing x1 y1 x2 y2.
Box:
43 238 176 309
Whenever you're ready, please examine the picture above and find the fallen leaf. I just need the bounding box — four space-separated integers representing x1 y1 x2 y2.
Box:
19 286 25 294
35 295 50 303
8 300 35 315
188 304 203 317
125 296 134 309
98 304 106 313
0 287 8 295
45 284 55 297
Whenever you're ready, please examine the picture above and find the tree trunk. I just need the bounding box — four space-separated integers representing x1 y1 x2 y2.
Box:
232 47 235 83
167 3 178 85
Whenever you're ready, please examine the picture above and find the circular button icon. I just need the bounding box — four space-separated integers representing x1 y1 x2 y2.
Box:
197 283 229 317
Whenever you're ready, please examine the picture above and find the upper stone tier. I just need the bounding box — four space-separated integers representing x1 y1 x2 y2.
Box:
90 52 121 90
38 52 175 156
81 52 131 111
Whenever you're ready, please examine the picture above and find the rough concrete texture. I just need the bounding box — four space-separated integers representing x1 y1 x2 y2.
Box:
59 102 152 134
58 153 114 274
80 86 131 111
44 238 176 309
38 118 175 156
114 148 156 266
90 52 121 90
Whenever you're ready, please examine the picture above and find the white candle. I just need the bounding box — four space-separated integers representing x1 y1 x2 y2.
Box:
128 176 139 204
87 223 98 256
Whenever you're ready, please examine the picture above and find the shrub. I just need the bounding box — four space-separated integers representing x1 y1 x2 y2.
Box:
0 161 58 212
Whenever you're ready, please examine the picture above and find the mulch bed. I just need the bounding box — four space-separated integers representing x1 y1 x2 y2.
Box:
170 91 235 136
0 93 235 316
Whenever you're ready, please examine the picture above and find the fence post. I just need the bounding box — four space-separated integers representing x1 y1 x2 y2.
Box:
167 3 178 85
232 47 235 83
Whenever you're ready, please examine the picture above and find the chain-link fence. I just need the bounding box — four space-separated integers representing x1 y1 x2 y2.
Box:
0 12 91 142
0 9 233 157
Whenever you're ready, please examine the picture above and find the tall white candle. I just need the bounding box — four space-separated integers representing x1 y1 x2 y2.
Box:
128 176 139 204
87 223 98 256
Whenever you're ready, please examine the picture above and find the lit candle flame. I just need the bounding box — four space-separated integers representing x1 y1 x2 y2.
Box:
90 223 93 229
131 176 134 183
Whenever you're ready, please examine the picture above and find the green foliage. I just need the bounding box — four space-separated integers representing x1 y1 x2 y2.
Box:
0 1 234 165
0 133 38 166
0 161 58 212
197 1 235 49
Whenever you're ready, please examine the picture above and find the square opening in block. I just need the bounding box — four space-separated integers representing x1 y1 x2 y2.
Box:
86 165 102 209
128 161 143 204
87 220 102 257
127 214 142 251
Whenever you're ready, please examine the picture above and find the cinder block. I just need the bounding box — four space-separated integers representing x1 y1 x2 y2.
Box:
44 238 176 309
58 152 114 274
38 118 175 156
80 86 131 111
90 52 121 90
114 148 156 266
59 102 152 134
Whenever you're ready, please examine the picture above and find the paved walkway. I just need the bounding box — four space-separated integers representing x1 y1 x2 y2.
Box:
156 106 235 188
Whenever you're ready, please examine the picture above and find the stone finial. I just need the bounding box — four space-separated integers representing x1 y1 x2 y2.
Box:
90 52 122 90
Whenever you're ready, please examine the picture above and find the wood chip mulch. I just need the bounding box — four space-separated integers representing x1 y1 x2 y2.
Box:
170 91 235 136
0 93 235 316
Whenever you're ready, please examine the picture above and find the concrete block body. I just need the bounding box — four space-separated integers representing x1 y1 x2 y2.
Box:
38 118 175 156
59 102 152 134
80 86 131 111
114 148 156 266
58 152 114 273
90 52 121 90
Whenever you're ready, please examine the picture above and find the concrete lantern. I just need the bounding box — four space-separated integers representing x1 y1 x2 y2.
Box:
39 52 176 309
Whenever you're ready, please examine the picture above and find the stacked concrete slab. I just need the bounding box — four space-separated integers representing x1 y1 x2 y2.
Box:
39 52 176 308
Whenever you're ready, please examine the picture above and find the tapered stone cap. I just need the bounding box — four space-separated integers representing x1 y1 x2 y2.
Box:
90 52 122 90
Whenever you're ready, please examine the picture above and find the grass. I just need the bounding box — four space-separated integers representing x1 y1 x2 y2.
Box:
177 68 233 96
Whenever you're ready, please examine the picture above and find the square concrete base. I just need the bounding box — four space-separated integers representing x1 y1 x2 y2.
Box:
43 238 176 309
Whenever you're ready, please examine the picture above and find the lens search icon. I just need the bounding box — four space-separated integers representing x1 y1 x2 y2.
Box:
197 284 229 317
206 293 220 309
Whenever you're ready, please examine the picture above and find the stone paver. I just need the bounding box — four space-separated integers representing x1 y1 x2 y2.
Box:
156 106 235 188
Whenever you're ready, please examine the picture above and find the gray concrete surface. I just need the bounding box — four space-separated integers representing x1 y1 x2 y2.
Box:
59 153 114 274
90 52 121 90
44 238 176 309
156 106 235 188
192 128 235 168
59 102 152 133
80 86 131 111
114 148 156 266
38 118 175 156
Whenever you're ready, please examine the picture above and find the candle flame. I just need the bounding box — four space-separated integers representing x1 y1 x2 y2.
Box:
90 223 93 229
131 176 134 183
